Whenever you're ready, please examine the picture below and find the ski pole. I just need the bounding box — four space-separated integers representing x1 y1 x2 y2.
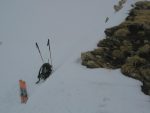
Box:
36 42 44 63
47 39 53 66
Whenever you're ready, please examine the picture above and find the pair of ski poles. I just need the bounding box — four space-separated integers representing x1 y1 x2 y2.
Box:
36 39 53 67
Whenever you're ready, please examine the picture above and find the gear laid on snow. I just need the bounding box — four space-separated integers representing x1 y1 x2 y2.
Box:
35 39 53 84
19 80 28 103
36 63 52 84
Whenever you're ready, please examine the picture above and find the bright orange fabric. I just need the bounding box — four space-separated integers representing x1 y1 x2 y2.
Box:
19 80 26 89
19 80 28 104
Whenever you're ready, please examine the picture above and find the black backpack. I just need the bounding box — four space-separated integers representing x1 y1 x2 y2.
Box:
36 63 52 84
35 39 53 84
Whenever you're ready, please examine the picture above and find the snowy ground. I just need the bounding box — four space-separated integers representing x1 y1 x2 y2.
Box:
0 0 149 113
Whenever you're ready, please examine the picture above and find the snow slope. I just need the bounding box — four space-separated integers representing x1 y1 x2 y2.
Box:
0 0 149 113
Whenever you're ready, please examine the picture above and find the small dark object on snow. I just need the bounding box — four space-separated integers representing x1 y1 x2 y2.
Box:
105 17 109 23
36 63 52 84
35 39 53 84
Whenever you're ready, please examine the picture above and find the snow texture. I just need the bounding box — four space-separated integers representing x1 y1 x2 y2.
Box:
0 0 149 113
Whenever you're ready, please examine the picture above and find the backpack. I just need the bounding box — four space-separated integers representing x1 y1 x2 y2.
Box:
36 63 52 84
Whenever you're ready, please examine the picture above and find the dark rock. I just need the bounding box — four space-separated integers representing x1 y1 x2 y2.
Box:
81 1 150 96
142 81 150 95
104 26 119 37
81 52 95 61
114 28 130 38
127 23 144 34
135 1 150 10
84 60 100 68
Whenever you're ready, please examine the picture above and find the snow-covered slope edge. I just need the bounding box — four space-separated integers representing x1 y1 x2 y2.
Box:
0 0 149 113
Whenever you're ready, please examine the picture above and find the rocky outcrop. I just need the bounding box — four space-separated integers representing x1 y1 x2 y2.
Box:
81 1 150 95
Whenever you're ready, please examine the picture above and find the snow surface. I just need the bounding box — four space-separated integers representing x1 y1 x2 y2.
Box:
0 0 149 113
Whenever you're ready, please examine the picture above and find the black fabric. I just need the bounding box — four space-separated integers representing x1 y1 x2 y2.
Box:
37 63 52 82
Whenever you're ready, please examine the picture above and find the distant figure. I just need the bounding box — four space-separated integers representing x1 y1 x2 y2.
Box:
105 17 109 23
36 63 52 84
0 41 2 45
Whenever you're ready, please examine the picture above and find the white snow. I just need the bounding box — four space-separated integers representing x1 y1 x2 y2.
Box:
0 0 149 113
